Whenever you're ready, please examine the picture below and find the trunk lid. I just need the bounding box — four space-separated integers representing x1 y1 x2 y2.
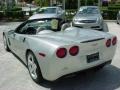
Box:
35 27 107 44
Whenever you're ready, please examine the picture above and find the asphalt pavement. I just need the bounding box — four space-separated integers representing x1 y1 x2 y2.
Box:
0 21 120 90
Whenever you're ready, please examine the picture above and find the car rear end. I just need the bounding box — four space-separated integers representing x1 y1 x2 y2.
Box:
43 35 117 81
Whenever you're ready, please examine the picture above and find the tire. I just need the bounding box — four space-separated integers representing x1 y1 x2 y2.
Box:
27 51 44 83
3 35 10 52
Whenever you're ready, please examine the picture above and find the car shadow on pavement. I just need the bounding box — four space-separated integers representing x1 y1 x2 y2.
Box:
39 65 120 90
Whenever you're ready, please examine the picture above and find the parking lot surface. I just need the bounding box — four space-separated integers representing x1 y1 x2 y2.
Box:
0 22 120 90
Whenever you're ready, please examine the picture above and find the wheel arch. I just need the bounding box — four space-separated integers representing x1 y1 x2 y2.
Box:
25 49 42 73
25 49 33 62
25 49 44 82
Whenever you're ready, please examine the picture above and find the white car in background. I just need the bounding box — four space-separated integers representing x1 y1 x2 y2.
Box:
29 7 65 22
72 6 108 32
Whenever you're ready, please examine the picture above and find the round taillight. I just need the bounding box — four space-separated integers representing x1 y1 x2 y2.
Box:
69 46 79 56
56 48 67 58
112 37 117 45
106 39 111 47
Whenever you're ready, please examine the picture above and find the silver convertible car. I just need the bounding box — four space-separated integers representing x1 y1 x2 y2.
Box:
3 18 117 83
72 6 108 32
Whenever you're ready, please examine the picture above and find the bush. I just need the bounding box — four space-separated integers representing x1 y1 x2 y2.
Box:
102 10 118 20
11 7 22 11
65 9 77 20
0 11 4 18
108 6 120 10
5 11 24 19
114 4 120 6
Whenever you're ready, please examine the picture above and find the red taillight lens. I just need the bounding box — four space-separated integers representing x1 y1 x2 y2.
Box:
112 37 117 45
69 46 79 56
56 48 67 58
106 39 111 47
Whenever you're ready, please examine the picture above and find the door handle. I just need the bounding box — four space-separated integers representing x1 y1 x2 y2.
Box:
13 33 16 37
23 38 26 42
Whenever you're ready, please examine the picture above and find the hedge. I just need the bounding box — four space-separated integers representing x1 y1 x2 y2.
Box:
11 7 22 11
108 6 120 10
0 11 4 18
65 9 77 20
102 10 118 20
5 11 24 19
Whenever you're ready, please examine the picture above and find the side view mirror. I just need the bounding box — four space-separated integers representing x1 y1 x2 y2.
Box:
57 11 61 14
10 30 15 33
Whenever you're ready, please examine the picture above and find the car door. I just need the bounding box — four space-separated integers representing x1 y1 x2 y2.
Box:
12 22 33 61
13 33 28 60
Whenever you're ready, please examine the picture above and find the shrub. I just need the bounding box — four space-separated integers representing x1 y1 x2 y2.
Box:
11 7 22 11
0 11 4 18
102 10 118 20
5 11 24 19
65 9 77 20
108 6 120 10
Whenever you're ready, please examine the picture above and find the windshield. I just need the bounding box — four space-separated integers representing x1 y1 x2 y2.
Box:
37 8 56 14
78 7 99 14
27 19 59 33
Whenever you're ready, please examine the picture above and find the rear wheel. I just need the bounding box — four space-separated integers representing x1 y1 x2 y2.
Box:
3 35 10 52
27 51 44 83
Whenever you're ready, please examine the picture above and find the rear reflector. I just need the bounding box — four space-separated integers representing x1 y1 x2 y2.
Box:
112 37 117 46
39 53 46 57
56 48 67 58
69 46 79 56
106 39 111 47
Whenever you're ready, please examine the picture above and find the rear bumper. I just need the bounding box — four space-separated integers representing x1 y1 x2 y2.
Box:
57 60 112 80
44 59 112 81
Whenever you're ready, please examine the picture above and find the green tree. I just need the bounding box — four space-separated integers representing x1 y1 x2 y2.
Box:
34 0 50 7
34 0 41 6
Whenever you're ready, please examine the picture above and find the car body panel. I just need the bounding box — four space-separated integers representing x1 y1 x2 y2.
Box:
3 19 117 81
